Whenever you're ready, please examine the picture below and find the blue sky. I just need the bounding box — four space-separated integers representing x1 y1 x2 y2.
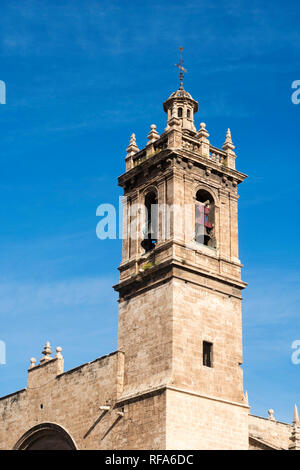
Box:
0 0 300 423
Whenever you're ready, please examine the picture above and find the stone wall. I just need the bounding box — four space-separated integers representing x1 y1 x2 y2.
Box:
166 388 249 450
0 351 125 450
0 349 169 450
248 414 292 450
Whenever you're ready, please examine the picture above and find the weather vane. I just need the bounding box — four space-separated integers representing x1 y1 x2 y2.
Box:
175 46 187 89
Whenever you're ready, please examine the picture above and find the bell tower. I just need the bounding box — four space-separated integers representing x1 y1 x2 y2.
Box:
114 57 249 449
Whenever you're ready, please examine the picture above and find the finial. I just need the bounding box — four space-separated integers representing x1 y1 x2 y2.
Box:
126 133 139 156
147 124 160 145
40 341 52 363
198 122 210 139
130 133 136 145
244 390 249 405
29 357 36 369
294 404 299 424
222 128 235 152
55 346 63 359
268 409 275 421
175 47 187 89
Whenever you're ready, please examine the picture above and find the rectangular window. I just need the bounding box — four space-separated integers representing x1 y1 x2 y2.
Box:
203 341 213 368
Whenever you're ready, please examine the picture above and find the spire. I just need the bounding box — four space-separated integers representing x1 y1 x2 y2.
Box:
294 404 299 424
125 133 139 171
222 128 237 170
222 128 235 152
126 133 139 155
289 404 300 450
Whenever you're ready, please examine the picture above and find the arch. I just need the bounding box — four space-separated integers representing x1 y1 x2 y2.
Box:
177 107 183 118
14 423 77 450
141 189 158 252
194 183 219 207
195 189 216 248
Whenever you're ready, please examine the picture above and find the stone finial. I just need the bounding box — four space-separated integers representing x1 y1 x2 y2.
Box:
289 404 300 450
268 409 275 421
147 124 160 145
198 122 210 140
126 133 139 156
294 404 299 424
125 133 139 171
55 346 63 359
29 357 36 369
40 341 52 364
222 128 235 153
197 122 210 158
244 390 249 405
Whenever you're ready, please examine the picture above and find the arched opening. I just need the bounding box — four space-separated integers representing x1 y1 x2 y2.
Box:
187 109 191 118
195 189 216 248
141 191 158 252
14 423 77 450
177 107 183 118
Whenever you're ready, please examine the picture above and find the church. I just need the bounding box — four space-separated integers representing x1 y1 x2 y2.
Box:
0 68 298 450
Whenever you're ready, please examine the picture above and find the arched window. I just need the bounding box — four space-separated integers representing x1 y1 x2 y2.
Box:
141 192 158 252
187 109 191 118
195 190 216 248
178 107 183 118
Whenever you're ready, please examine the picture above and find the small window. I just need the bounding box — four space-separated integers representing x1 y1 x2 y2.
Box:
203 341 213 368
178 107 183 118
187 109 191 118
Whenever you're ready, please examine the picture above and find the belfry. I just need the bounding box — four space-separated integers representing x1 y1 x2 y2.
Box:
0 54 297 450
115 52 249 449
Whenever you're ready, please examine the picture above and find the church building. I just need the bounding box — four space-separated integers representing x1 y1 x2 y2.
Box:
0 66 298 450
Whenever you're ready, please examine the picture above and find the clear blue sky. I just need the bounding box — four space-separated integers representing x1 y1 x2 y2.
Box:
0 0 299 424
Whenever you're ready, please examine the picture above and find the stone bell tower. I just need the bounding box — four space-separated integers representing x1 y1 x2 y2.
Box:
114 61 249 449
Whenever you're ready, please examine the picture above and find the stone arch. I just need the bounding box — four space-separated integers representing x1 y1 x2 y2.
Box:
14 423 77 450
194 182 219 208
194 187 217 248
141 186 158 252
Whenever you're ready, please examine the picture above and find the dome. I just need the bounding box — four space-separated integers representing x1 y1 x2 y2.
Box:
168 88 194 100
163 85 198 113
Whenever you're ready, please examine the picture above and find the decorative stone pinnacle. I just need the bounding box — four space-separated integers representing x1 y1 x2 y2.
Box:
126 133 139 157
268 409 275 421
294 404 299 424
198 122 209 140
147 124 160 145
244 390 249 405
222 128 235 152
29 357 36 369
55 346 63 360
40 341 52 364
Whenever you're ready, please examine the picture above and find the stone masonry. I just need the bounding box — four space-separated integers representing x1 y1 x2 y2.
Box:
0 77 297 450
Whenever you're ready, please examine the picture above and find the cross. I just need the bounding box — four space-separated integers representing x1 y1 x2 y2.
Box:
175 47 187 88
